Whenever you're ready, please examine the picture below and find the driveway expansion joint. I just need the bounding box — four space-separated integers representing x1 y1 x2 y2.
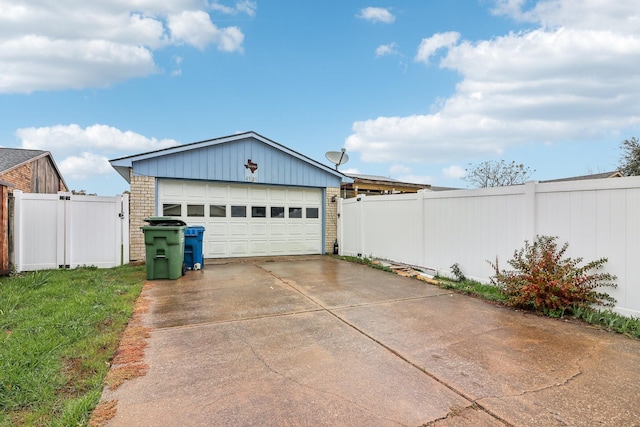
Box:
259 262 513 427
232 323 409 427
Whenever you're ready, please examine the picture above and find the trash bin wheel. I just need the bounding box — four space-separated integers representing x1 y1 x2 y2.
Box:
182 263 187 276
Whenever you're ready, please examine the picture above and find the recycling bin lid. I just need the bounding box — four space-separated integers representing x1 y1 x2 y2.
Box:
143 216 187 226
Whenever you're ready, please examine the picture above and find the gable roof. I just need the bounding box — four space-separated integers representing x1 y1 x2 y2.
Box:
0 148 67 189
0 148 49 173
110 131 348 183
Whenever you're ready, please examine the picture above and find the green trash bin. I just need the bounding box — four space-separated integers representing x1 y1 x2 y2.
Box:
141 217 187 280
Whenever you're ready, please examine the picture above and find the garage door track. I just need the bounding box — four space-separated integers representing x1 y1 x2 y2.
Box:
99 256 640 426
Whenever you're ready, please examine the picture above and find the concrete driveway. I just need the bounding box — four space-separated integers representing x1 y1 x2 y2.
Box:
101 256 640 426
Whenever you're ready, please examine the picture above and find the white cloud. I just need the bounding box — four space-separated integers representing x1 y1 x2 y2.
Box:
493 0 640 33
388 165 432 185
17 124 179 155
0 1 250 93
389 164 412 175
375 43 400 58
396 174 433 185
415 32 461 64
167 11 244 51
346 0 640 165
356 7 395 24
442 165 466 179
210 1 257 17
16 123 180 184
59 152 112 180
341 168 361 174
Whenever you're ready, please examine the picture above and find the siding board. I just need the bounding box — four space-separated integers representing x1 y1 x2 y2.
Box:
133 136 341 188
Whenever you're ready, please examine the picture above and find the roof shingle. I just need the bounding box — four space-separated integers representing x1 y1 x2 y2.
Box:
0 148 48 173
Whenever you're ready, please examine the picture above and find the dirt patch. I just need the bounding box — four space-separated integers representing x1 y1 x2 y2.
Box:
90 281 154 424
105 363 150 390
89 400 118 427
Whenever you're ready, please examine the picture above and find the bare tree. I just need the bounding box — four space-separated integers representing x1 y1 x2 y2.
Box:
618 137 640 176
464 160 535 188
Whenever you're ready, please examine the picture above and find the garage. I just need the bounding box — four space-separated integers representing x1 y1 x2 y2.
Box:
110 131 345 261
158 179 323 257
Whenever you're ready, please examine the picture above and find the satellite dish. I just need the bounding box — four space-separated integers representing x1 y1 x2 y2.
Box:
325 148 349 170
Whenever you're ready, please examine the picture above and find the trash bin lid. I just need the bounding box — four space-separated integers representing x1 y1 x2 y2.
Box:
184 225 205 236
143 216 187 226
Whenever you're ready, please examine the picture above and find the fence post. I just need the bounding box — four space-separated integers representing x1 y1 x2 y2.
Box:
12 191 22 272
417 190 427 268
358 194 366 257
524 181 538 242
120 193 130 265
58 192 70 269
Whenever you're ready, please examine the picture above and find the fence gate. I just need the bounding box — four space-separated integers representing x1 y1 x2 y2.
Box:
12 191 129 272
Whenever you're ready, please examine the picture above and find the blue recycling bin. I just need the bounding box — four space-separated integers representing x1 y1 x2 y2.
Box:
184 226 205 270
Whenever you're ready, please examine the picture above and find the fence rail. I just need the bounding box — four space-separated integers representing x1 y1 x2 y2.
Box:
12 191 129 272
339 177 640 317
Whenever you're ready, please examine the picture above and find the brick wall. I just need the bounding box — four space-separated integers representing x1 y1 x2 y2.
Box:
129 172 155 261
325 187 340 254
0 164 32 193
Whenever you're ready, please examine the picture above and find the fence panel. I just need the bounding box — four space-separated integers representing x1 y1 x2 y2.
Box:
339 177 640 317
13 191 129 272
14 192 61 271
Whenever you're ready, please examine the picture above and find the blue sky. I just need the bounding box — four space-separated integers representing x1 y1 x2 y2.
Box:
1 0 639 195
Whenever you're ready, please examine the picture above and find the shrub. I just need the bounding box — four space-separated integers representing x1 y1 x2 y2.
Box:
490 235 617 316
450 263 466 282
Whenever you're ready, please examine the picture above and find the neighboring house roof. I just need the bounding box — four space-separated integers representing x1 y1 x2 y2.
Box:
541 171 624 183
343 173 430 190
0 179 14 188
110 131 349 184
0 148 68 189
0 148 48 173
345 173 403 183
427 186 462 191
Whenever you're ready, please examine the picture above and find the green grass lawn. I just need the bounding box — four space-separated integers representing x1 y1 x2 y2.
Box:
0 265 145 427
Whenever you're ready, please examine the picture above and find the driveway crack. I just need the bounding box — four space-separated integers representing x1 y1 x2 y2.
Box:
232 325 408 426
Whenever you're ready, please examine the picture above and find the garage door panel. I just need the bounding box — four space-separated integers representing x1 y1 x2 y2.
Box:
230 187 249 201
206 185 227 200
211 223 228 236
304 191 321 203
230 223 249 237
209 241 227 256
270 223 286 236
269 241 287 253
288 223 304 235
250 187 268 201
251 223 267 235
161 181 183 198
159 180 322 258
230 241 249 255
305 223 320 236
270 189 286 201
250 240 268 254
305 239 321 251
287 190 304 202
286 240 303 253
186 183 206 198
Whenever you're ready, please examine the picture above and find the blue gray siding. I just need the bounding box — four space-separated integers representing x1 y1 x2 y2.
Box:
133 137 341 188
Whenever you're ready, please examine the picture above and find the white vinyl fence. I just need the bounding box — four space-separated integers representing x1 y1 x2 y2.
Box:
339 177 640 317
13 191 129 272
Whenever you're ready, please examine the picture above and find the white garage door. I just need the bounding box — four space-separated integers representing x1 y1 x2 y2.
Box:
157 179 323 258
